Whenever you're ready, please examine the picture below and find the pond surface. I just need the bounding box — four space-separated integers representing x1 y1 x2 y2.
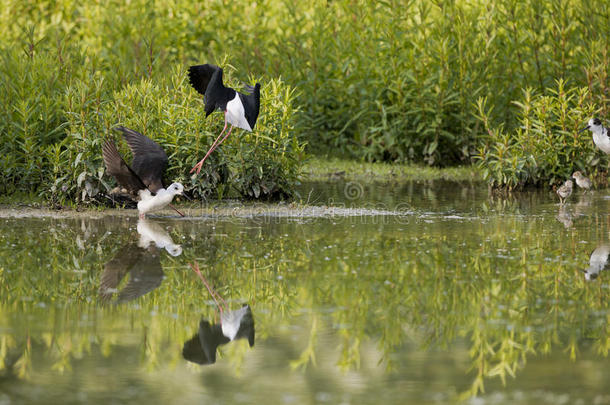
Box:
2 179 610 404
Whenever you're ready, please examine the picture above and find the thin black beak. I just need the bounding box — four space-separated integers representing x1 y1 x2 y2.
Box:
579 125 590 133
181 192 192 201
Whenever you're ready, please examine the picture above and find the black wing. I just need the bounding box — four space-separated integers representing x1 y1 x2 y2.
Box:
188 64 220 96
114 126 168 193
234 304 255 347
188 64 234 116
117 246 164 303
238 83 261 130
182 320 226 365
99 243 143 302
102 139 147 194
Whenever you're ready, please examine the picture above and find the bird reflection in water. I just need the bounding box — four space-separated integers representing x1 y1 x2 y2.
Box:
182 262 254 365
555 204 573 229
99 218 182 303
583 244 610 281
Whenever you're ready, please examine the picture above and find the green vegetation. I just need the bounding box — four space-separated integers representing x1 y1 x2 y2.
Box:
0 3 305 202
303 157 481 182
475 82 606 189
2 0 610 201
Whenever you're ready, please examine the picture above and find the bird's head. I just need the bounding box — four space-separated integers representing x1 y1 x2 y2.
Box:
581 117 603 133
572 171 582 179
167 183 184 196
584 269 598 281
166 244 183 257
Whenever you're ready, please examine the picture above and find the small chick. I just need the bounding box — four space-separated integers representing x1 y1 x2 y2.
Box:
572 171 592 193
556 180 573 205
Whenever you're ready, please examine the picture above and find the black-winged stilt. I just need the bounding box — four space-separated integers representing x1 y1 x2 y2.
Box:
182 262 255 365
572 171 592 193
581 118 610 154
187 64 261 175
99 218 182 303
556 179 573 205
102 126 186 218
182 305 255 365
584 244 610 280
137 217 183 256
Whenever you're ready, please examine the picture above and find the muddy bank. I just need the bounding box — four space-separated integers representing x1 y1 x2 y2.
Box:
0 203 413 220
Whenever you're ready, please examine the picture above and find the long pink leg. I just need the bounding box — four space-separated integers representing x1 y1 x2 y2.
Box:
189 262 226 313
204 125 234 158
168 203 185 217
190 112 228 174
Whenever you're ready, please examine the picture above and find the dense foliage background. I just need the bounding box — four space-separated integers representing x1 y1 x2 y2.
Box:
1 0 610 198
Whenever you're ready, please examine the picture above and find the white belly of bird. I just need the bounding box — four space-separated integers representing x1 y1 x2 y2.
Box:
226 94 252 131
593 133 610 154
137 189 175 215
220 306 249 340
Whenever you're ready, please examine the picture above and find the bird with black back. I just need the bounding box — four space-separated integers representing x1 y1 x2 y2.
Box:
187 64 261 175
102 126 187 218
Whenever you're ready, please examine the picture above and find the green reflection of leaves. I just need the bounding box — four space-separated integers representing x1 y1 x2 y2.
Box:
290 316 318 371
0 211 609 401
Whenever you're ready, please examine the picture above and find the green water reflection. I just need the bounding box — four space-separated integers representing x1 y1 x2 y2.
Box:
1 182 610 404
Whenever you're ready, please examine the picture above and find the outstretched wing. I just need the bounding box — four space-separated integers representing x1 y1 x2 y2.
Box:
188 64 233 117
102 139 147 194
117 246 164 303
114 126 168 193
100 243 142 302
182 320 225 365
188 64 220 96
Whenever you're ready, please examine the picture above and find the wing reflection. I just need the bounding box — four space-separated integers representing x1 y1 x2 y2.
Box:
182 305 255 365
99 218 182 303
584 244 610 281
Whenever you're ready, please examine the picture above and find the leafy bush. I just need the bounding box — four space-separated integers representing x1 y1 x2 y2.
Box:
474 81 603 189
0 32 303 202
62 72 301 202
266 0 610 165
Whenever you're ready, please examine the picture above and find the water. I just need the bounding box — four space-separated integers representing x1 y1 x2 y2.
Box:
1 180 610 404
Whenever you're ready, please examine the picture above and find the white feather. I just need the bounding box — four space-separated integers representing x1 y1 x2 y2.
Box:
585 245 610 280
587 118 610 154
592 130 610 154
226 94 252 131
136 183 184 217
220 306 250 341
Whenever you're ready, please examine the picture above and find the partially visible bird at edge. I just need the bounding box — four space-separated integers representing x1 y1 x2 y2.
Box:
187 63 261 175
581 117 610 154
102 126 187 218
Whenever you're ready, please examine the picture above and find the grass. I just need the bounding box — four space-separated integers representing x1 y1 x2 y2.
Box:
302 157 481 182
